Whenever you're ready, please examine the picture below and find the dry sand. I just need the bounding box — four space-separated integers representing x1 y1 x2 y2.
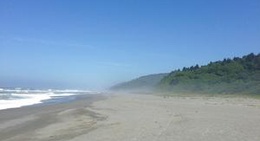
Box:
1 93 260 141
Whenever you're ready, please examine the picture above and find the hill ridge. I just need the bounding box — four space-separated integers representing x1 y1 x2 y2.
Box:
111 53 260 95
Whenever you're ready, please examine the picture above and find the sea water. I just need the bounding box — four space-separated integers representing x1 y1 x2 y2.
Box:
0 88 96 110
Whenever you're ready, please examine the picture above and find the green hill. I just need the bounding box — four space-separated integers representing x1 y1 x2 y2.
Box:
111 53 260 95
160 53 260 94
110 73 168 92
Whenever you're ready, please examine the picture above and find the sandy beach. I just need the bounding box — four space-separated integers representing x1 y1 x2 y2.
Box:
1 93 260 141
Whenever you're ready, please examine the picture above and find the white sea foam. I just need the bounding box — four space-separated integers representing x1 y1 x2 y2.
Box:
0 93 52 110
0 88 96 110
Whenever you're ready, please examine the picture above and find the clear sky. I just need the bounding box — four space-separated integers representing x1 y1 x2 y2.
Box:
0 0 260 90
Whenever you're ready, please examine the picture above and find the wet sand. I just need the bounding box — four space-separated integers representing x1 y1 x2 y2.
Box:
0 94 105 141
1 93 260 141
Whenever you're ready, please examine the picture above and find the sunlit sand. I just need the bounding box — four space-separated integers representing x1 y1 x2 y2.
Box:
1 93 260 141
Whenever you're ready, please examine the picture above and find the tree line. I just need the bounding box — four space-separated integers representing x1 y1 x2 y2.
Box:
159 53 260 94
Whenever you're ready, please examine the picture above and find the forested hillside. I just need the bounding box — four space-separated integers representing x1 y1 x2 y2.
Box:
160 53 260 94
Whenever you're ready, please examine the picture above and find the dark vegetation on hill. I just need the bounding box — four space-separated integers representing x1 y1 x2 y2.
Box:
110 73 168 92
160 53 260 94
111 53 260 95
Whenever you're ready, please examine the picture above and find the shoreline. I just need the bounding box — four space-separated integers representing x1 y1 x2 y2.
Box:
1 93 260 141
0 94 106 141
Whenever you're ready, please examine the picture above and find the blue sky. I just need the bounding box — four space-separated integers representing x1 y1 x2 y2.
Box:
0 0 260 90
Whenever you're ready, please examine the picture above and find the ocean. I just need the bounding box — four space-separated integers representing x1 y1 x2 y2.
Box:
0 88 98 110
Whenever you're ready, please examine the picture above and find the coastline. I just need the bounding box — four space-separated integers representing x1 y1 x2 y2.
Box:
1 93 260 141
0 94 106 141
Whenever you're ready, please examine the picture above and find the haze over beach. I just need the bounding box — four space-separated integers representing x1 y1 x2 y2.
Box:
1 0 260 141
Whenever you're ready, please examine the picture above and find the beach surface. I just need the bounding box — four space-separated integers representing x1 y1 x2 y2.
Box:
1 93 260 141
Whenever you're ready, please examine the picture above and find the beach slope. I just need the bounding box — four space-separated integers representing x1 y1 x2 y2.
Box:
1 94 260 141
